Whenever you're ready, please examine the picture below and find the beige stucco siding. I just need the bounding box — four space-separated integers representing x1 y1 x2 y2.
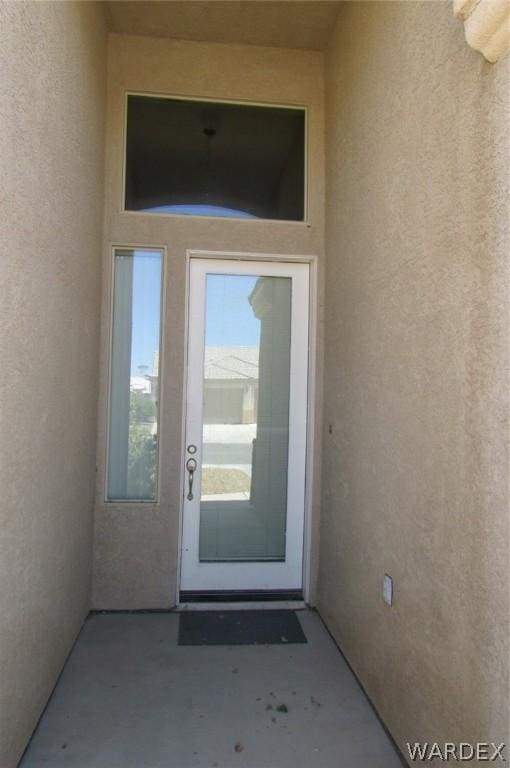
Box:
319 1 509 762
92 34 325 609
0 3 107 766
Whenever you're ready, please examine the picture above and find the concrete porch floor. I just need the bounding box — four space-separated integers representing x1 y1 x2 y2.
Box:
20 610 403 768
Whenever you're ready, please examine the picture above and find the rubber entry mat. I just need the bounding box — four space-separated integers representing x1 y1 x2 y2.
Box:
178 610 307 646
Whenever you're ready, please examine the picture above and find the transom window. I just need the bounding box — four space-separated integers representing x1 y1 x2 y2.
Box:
124 94 306 221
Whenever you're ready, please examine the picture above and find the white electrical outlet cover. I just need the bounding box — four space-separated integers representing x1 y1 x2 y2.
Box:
383 574 393 606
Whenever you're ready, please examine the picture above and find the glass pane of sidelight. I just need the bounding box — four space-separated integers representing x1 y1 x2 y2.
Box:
125 95 305 221
107 249 163 501
199 274 291 561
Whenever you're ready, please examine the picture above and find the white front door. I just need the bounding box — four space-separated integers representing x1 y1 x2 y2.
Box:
180 258 309 594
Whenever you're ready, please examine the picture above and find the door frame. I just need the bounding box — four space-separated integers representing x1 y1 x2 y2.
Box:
176 249 319 605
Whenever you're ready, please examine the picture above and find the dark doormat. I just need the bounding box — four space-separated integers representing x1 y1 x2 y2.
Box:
178 610 307 646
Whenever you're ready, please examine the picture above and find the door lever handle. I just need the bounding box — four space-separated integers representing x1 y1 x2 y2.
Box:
186 457 197 500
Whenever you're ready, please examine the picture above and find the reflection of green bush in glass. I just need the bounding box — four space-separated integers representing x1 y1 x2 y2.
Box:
127 425 156 499
129 391 157 424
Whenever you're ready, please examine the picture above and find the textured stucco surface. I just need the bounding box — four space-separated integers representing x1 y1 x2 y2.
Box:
106 1 341 51
0 3 107 766
93 35 325 609
319 2 509 764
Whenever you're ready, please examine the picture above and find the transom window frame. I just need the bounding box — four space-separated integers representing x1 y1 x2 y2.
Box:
121 91 310 225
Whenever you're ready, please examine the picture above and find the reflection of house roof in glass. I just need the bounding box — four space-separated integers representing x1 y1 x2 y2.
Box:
130 376 152 393
205 347 259 380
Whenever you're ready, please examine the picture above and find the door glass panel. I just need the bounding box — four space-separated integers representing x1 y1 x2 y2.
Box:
199 274 291 561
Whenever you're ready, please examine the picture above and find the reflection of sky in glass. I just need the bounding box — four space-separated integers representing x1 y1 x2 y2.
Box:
129 264 261 376
130 251 162 375
143 204 257 219
205 275 261 347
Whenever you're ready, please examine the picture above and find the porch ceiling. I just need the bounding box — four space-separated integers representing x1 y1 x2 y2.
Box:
105 1 341 51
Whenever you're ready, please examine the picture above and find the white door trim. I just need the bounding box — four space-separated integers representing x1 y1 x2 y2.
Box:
176 251 317 602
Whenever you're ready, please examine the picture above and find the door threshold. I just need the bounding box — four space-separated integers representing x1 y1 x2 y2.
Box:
178 589 304 610
176 601 306 611
179 590 303 603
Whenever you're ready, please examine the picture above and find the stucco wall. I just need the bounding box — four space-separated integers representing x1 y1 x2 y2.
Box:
92 34 325 609
0 3 107 765
319 1 509 763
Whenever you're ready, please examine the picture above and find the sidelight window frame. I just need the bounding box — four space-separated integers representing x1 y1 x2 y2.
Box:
105 245 166 504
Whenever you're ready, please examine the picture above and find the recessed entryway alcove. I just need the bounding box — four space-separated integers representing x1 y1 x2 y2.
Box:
2 3 508 767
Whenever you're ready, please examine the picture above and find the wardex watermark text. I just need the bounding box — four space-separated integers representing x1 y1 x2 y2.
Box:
406 742 506 762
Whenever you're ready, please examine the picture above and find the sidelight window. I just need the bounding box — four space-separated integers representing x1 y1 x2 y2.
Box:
107 248 163 501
